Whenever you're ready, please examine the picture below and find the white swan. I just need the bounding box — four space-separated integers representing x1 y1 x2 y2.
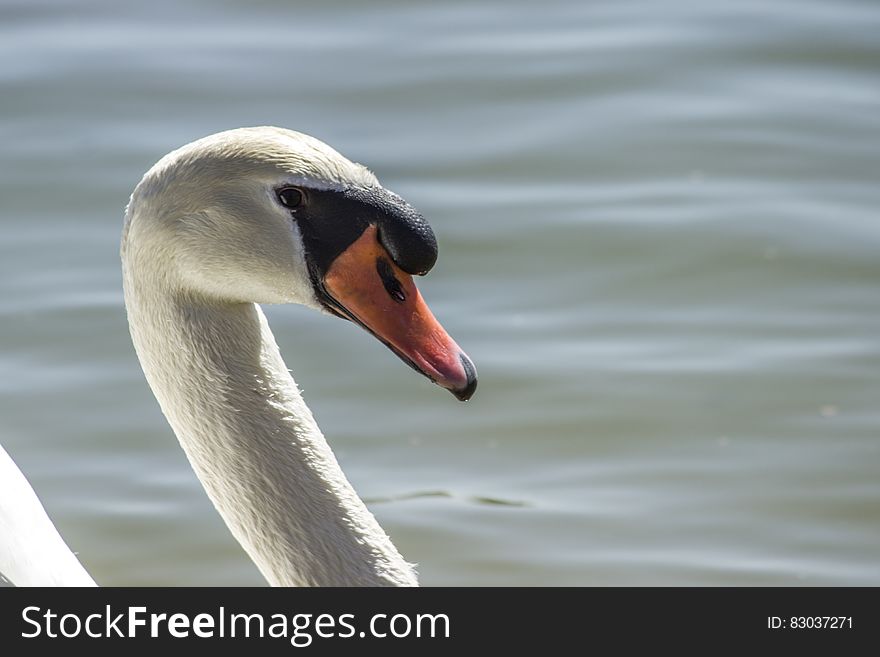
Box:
0 127 476 587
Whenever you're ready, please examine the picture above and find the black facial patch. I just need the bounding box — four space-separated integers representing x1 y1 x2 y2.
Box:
289 185 438 288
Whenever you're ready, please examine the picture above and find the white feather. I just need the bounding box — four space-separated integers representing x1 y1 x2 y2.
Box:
0 444 96 586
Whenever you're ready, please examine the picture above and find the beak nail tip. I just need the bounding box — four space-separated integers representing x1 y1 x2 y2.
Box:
453 353 478 402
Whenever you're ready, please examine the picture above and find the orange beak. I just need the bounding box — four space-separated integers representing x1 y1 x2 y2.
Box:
322 225 477 401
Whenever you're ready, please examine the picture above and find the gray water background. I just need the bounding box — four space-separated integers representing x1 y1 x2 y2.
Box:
1 0 878 585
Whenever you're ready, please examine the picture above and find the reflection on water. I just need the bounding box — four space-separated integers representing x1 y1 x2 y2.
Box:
0 0 878 585
364 491 528 508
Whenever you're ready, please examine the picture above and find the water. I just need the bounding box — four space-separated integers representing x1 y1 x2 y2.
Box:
1 0 878 586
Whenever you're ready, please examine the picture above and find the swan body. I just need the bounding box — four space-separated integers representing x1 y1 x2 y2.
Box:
0 444 95 586
1 127 476 586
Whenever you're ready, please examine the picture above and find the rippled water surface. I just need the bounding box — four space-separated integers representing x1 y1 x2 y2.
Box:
1 0 878 585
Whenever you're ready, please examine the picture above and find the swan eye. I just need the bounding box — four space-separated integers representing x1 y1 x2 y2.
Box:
277 187 304 209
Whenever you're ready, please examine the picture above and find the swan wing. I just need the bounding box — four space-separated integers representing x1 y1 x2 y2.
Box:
0 444 96 586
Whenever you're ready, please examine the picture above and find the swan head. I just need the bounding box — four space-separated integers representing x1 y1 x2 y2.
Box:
123 126 477 400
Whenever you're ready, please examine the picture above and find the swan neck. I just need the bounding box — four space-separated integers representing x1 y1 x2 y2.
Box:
124 283 416 586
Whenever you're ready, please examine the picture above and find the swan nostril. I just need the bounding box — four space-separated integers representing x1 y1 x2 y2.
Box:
376 257 406 303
